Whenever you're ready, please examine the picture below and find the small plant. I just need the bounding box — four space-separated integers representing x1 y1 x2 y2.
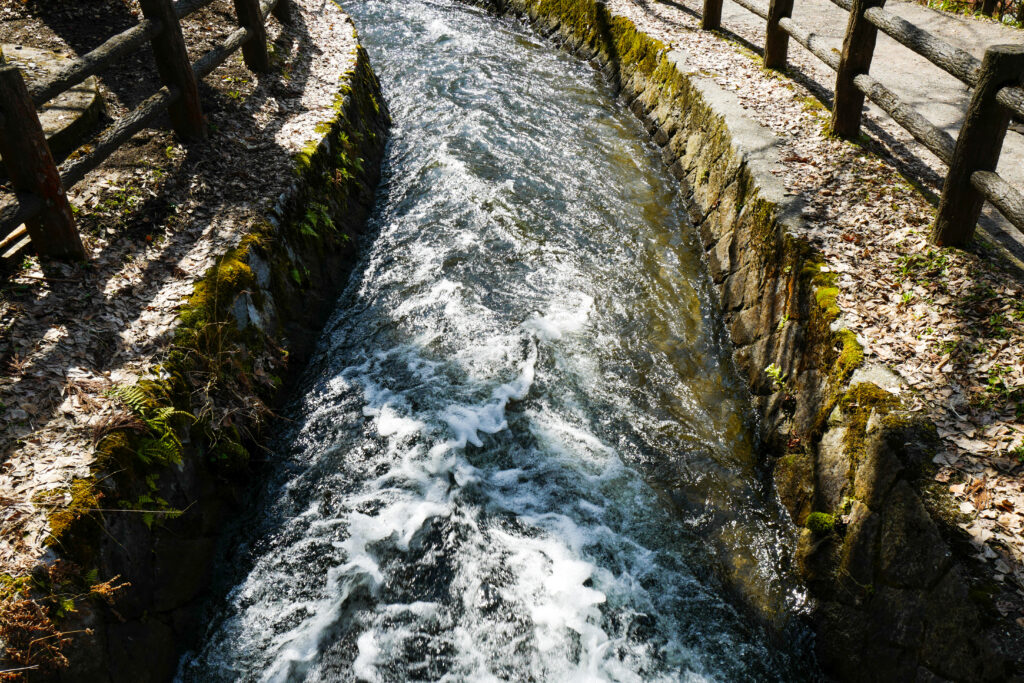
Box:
765 363 786 391
299 202 336 239
777 313 789 331
986 312 1011 339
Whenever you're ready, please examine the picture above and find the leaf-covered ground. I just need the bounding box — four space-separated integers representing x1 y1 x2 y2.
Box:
0 0 358 575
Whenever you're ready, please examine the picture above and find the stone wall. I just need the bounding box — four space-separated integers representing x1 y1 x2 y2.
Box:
26 28 390 683
483 0 1007 679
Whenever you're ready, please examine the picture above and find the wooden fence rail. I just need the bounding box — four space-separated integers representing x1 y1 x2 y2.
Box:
702 0 1024 248
0 0 289 265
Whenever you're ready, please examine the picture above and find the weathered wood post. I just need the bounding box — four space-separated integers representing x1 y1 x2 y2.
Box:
0 65 85 261
764 0 796 70
932 44 1024 247
981 0 998 16
271 0 293 25
702 0 724 30
831 0 886 138
139 0 206 141
233 0 271 72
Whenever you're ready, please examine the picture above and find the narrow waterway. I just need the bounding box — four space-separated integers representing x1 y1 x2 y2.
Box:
180 0 819 680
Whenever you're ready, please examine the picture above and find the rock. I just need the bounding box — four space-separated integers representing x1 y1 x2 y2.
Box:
105 618 178 683
774 451 815 523
920 568 1004 681
152 535 216 612
853 425 905 509
838 501 880 595
817 422 850 512
878 481 951 590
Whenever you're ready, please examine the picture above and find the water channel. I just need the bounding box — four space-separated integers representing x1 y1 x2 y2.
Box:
179 0 820 679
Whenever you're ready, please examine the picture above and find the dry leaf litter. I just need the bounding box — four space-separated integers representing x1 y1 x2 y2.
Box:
0 0 358 575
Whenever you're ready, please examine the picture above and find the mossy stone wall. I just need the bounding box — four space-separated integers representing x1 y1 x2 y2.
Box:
28 42 390 683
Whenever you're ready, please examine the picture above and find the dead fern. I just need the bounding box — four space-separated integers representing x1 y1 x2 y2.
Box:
0 599 70 680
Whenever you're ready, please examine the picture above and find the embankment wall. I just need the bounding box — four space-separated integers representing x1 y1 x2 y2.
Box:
24 19 390 683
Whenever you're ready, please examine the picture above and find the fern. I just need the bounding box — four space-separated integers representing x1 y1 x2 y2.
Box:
105 385 194 467
109 385 150 415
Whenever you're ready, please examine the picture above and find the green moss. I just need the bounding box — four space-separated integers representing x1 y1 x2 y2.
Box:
177 248 255 328
798 95 827 116
838 383 900 464
747 196 781 270
31 479 102 564
41 479 100 544
833 329 864 383
806 512 836 535
815 286 840 323
0 573 32 602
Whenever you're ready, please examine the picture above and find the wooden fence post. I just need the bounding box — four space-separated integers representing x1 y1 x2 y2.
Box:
233 0 271 72
702 0 724 30
932 44 1024 247
139 0 206 141
0 65 85 261
981 0 998 16
764 0 795 70
831 0 886 138
271 0 293 25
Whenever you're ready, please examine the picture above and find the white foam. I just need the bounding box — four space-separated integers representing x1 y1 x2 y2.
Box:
523 293 594 341
353 631 380 682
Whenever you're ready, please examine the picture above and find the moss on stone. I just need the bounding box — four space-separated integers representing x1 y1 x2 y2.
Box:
806 511 836 535
833 329 864 384
33 479 102 563
838 383 900 465
815 286 840 323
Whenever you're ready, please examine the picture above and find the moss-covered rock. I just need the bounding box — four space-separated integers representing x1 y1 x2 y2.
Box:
806 511 836 535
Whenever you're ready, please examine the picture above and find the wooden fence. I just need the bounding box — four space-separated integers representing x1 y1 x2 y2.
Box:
0 0 292 264
701 0 1024 247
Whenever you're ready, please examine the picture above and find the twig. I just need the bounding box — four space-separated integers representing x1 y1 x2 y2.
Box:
10 274 81 284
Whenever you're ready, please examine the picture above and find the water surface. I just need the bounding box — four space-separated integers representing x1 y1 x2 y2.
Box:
180 1 817 679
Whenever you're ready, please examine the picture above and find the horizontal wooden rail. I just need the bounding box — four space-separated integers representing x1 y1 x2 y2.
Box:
0 225 29 257
59 87 178 189
27 0 216 108
58 0 278 188
1 0 290 266
973 170 1024 232
852 73 956 164
29 21 159 106
0 194 42 236
174 0 218 19
707 0 1023 246
778 17 840 71
863 7 980 87
193 27 253 79
731 0 769 21
996 85 1024 121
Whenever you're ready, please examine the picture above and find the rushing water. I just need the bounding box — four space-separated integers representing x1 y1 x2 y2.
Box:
180 0 819 680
